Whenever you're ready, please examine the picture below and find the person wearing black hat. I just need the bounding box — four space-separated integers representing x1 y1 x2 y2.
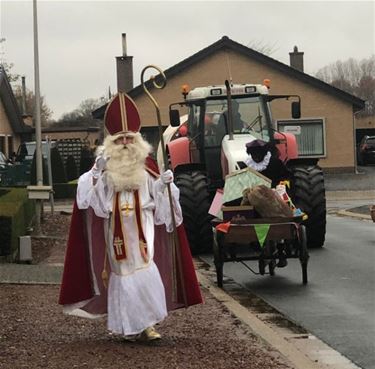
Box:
216 100 249 143
245 139 291 268
245 139 290 188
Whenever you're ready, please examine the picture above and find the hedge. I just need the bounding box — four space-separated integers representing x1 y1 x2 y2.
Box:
53 182 77 199
65 155 78 181
30 148 67 185
0 187 35 260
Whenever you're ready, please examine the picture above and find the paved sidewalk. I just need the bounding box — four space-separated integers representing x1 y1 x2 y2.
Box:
0 263 63 284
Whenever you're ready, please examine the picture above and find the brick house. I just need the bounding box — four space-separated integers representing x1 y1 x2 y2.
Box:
41 126 100 147
0 67 32 158
94 36 365 173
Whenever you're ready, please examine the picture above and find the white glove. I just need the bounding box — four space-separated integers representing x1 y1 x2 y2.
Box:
92 155 108 178
161 169 174 185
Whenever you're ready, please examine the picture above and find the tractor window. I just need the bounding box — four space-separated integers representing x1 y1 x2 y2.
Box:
203 112 222 147
187 105 202 140
206 97 270 142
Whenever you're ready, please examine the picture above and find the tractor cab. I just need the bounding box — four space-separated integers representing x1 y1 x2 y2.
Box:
168 83 300 189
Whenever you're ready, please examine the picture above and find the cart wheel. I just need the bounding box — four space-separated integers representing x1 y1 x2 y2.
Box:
269 260 276 276
302 262 308 285
298 225 309 284
259 258 266 275
213 230 224 288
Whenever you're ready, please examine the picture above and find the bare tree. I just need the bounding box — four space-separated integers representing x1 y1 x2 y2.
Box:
13 85 53 126
315 56 375 116
1 62 53 124
0 61 20 83
247 40 278 56
54 97 106 127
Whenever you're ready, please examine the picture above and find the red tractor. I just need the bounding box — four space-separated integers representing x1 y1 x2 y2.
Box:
158 81 326 254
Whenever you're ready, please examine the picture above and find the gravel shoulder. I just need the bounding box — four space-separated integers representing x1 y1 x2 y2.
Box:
0 212 294 369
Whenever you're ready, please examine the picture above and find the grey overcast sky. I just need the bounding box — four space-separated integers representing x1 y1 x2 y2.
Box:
1 0 374 120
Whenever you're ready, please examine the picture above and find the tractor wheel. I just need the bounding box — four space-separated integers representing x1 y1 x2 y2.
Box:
175 170 213 254
290 165 326 248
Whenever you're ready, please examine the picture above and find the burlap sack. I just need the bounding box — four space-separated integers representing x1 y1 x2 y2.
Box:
245 185 293 218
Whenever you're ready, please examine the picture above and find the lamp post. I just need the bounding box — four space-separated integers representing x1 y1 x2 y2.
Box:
32 0 43 233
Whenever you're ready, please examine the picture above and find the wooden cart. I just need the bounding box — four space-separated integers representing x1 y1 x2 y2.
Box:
212 216 309 287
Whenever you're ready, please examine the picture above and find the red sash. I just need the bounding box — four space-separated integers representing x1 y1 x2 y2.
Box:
134 191 148 262
112 190 148 262
112 192 127 260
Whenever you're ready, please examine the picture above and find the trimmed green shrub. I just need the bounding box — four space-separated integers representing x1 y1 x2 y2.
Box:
0 189 10 198
30 155 49 185
65 155 78 181
0 216 12 256
53 182 77 199
30 148 67 185
51 147 67 183
79 147 95 175
0 187 35 259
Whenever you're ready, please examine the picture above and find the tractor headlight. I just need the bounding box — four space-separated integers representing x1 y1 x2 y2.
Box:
210 88 222 96
245 86 256 93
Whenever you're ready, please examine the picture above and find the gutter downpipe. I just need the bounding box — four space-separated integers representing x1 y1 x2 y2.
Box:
353 110 361 174
225 80 234 140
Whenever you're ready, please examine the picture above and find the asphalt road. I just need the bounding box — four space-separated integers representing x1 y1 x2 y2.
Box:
201 215 375 369
324 165 375 191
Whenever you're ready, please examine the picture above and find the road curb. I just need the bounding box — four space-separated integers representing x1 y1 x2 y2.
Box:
326 190 375 200
196 269 361 369
336 210 372 220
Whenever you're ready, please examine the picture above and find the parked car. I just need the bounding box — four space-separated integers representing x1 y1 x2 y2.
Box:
0 151 8 168
0 141 62 187
0 151 12 185
15 141 57 162
358 135 375 165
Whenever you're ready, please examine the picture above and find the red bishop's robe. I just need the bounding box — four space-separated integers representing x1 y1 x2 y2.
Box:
59 156 203 315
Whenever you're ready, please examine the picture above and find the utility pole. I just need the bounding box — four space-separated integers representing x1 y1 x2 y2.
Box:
0 37 6 64
33 0 43 233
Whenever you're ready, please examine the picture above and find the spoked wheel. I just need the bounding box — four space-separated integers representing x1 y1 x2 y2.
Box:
269 259 276 276
258 258 266 276
213 230 224 288
267 241 276 276
298 225 309 284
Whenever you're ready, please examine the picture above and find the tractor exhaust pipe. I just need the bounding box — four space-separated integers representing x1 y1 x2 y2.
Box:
225 80 234 140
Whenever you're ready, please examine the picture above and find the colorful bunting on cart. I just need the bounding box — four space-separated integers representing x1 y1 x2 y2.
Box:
254 224 270 248
215 221 231 233
222 167 271 205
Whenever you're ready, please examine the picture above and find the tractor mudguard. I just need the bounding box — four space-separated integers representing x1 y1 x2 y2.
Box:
274 132 298 162
166 137 191 170
174 163 206 175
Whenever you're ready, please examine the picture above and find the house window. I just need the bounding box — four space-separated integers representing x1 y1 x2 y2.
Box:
276 118 326 158
7 135 14 157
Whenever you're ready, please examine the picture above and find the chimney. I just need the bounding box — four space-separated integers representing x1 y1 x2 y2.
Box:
289 46 304 72
21 76 27 115
20 76 33 127
116 33 134 93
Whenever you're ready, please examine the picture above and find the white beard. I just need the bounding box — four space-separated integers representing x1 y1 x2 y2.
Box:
102 133 152 192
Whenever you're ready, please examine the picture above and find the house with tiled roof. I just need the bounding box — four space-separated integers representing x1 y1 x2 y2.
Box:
0 66 32 158
93 35 365 173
